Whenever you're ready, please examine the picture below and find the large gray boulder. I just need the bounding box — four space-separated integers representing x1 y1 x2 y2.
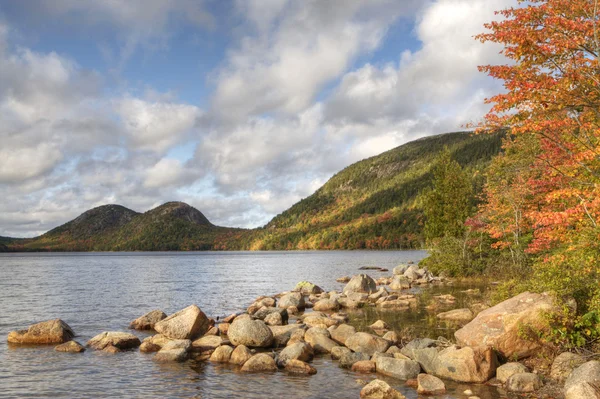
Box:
345 332 390 356
228 318 273 348
8 319 75 345
375 356 421 380
343 274 377 294
154 305 209 340
564 361 600 399
154 348 188 362
455 292 557 359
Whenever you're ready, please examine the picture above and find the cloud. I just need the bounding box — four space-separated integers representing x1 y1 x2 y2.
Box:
143 158 193 189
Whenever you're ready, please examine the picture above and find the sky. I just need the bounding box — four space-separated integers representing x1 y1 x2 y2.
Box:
0 0 515 237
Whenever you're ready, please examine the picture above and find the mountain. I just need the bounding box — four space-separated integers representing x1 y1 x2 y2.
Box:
4 131 504 252
223 131 504 250
11 202 239 251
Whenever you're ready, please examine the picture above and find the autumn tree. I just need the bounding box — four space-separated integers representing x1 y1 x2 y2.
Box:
477 0 600 313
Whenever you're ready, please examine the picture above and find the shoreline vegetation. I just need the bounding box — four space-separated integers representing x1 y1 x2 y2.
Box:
6 265 596 398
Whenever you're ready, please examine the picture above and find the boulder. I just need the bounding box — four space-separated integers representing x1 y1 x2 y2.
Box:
229 344 253 366
129 309 167 331
436 308 474 323
345 332 391 356
329 324 356 346
564 361 600 399
313 299 340 312
497 362 528 383
343 274 377 294
218 322 230 335
241 353 277 372
389 276 410 290
400 338 438 360
228 318 273 348
339 352 371 368
360 379 405 399
370 320 389 331
403 266 420 281
264 312 283 326
54 340 85 353
352 360 376 373
303 314 338 328
432 345 497 383
304 327 337 354
210 345 234 362
506 372 542 393
7 319 74 345
375 356 421 380
393 265 409 275
551 352 586 383
284 359 317 374
294 281 324 295
191 335 224 352
455 292 557 359
154 348 188 362
269 324 305 347
277 342 313 366
278 292 306 309
417 373 446 395
87 332 141 351
383 331 399 345
154 305 209 340
331 346 352 360
162 339 192 352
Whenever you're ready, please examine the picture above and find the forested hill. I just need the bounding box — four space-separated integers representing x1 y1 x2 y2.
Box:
221 131 504 250
8 202 241 251
4 132 503 252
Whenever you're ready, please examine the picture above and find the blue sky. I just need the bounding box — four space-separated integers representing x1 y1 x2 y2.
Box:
0 0 514 237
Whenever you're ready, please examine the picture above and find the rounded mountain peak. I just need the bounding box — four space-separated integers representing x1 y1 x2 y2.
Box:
149 202 213 226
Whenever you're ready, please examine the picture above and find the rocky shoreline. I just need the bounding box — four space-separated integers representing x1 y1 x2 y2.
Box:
7 263 599 399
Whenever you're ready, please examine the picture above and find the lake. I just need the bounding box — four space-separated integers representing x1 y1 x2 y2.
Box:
0 251 505 398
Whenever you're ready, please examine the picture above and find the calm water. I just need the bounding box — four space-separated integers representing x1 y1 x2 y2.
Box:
0 251 505 399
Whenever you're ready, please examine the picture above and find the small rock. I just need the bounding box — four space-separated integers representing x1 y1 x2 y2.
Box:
294 281 324 295
497 362 528 383
343 274 377 294
360 379 405 399
336 276 351 283
284 359 317 375
305 327 337 354
417 373 446 395
229 344 253 366
154 348 188 362
346 332 391 356
329 324 356 345
54 340 85 353
352 360 376 373
277 342 314 366
331 346 352 360
87 332 141 351
436 308 474 323
278 292 306 309
313 299 340 312
370 320 389 331
383 331 399 345
339 352 371 369
191 335 224 352
241 353 277 372
210 345 234 362
228 318 274 348
375 356 421 380
506 372 542 393
129 309 167 331
264 312 283 326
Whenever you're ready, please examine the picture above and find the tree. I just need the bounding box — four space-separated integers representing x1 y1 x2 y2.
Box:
424 147 474 242
477 0 600 311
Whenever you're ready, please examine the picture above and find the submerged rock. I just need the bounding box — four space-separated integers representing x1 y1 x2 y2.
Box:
339 352 371 369
352 360 376 373
417 373 446 395
54 340 85 353
360 379 405 399
284 359 317 375
154 348 188 362
436 308 474 323
8 319 75 345
87 332 141 351
154 305 209 340
129 309 167 331
241 353 277 372
455 292 557 359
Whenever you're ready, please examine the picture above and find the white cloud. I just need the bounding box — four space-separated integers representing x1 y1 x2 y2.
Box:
116 97 201 153
144 158 191 189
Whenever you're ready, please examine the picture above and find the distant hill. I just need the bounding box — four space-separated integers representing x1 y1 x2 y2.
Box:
4 131 504 252
10 202 240 251
222 131 504 250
